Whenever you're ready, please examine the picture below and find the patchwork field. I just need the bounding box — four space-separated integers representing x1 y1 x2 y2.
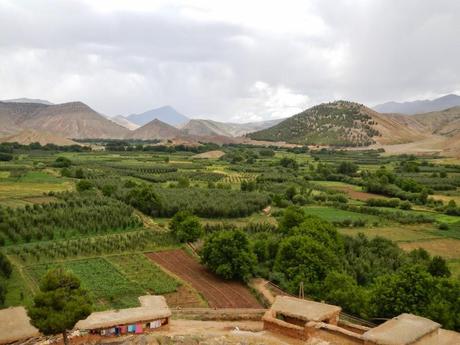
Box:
1 143 459 332
147 249 261 308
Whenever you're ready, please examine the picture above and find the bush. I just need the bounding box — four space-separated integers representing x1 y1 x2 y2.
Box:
0 153 13 161
52 157 72 168
439 223 449 230
169 211 202 243
76 180 93 192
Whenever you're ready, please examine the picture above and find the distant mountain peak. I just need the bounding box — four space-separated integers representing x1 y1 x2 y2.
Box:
126 105 189 127
374 93 460 114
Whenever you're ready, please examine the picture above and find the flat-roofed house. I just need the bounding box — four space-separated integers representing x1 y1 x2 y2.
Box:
362 313 441 345
75 295 171 336
263 296 342 340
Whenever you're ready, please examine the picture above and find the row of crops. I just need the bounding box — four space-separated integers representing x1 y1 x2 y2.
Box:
7 229 175 264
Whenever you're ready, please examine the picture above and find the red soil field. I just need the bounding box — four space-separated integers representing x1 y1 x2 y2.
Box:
146 249 261 308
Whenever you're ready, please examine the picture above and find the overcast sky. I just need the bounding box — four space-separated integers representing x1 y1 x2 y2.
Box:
1 0 459 122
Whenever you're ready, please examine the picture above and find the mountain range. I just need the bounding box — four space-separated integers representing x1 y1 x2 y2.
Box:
1 97 460 157
373 94 460 114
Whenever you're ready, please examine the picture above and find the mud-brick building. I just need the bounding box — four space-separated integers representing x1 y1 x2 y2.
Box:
263 296 460 345
362 313 440 345
75 295 171 336
263 296 342 339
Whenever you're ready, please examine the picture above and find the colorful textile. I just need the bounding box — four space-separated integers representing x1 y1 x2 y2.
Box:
128 324 136 333
120 325 128 334
150 320 162 329
135 324 143 334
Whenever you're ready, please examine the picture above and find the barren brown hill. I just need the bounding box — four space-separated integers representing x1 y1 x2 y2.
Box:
0 101 129 139
110 115 140 130
19 102 129 139
0 101 46 136
181 118 282 137
0 129 81 146
127 118 182 140
411 106 460 136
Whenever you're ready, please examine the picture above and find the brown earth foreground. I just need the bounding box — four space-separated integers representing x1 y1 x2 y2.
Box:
146 249 261 308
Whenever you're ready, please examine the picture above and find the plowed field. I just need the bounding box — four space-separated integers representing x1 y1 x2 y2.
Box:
147 249 261 308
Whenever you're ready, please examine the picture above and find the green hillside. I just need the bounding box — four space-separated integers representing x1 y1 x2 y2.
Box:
248 101 380 146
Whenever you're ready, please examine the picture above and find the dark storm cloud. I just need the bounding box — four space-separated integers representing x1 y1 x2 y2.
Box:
0 0 459 121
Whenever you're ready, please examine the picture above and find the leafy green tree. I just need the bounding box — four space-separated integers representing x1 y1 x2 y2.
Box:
322 271 368 317
278 206 305 233
0 252 12 278
337 161 358 175
0 153 13 161
169 211 203 242
428 256 451 278
76 180 93 192
53 156 72 168
291 216 342 251
285 185 297 201
125 185 163 216
425 278 460 331
369 265 434 318
274 235 340 294
0 281 5 306
27 268 92 345
201 229 256 281
343 234 405 286
280 157 299 169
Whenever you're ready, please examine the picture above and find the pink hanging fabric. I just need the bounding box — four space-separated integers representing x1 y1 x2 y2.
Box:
135 324 143 334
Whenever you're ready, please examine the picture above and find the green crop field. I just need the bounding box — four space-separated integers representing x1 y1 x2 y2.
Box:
107 254 180 294
303 206 382 224
26 258 146 310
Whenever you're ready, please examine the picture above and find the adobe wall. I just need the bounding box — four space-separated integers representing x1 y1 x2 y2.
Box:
314 327 364 345
263 311 306 340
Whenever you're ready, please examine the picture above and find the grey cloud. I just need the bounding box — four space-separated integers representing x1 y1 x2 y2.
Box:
0 0 459 120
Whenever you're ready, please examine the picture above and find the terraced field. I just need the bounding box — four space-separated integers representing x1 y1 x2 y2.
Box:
147 249 261 308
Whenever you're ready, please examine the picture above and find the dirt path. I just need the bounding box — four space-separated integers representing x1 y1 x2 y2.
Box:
147 249 261 308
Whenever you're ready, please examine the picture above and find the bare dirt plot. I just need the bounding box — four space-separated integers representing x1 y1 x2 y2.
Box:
334 186 386 201
315 181 386 201
147 249 262 308
399 238 460 259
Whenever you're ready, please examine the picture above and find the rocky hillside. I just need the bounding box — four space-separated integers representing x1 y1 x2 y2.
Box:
127 118 182 140
0 101 129 139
